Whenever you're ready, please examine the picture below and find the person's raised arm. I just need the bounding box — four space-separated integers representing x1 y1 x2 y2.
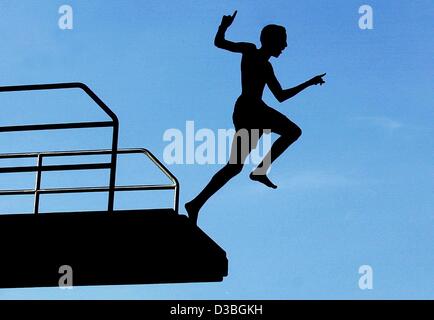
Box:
267 65 326 103
214 10 255 53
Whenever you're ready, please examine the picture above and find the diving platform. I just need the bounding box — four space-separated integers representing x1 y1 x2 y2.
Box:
0 83 228 288
0 208 227 288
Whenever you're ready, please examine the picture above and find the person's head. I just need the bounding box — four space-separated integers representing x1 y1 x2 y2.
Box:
260 24 287 57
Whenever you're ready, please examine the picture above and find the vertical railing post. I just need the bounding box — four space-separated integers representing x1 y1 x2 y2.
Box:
173 185 179 214
33 154 43 214
107 123 119 212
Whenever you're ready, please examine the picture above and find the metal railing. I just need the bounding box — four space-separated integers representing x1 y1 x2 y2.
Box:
0 148 179 214
0 83 179 214
0 83 119 212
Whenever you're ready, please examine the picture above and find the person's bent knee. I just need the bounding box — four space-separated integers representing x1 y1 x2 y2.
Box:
282 125 302 141
293 126 302 139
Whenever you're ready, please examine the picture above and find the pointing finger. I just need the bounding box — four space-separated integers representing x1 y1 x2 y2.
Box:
232 10 238 19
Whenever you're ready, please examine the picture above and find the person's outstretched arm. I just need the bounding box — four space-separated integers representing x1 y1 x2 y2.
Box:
214 10 255 53
267 65 326 103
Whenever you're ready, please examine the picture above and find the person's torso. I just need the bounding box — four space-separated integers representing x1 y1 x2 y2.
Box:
240 49 270 101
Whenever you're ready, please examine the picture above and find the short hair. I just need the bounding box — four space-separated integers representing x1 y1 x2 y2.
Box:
260 24 286 47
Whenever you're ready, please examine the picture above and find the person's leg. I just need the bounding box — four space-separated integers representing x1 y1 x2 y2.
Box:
250 107 302 188
185 128 256 224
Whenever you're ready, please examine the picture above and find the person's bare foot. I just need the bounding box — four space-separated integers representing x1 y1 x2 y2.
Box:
249 172 277 189
185 200 199 225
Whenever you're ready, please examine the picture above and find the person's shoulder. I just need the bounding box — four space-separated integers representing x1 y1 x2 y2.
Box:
245 42 257 50
241 42 257 54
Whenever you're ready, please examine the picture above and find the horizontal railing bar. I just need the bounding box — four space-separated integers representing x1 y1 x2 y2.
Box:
114 185 176 191
38 185 176 194
0 163 111 173
0 153 39 159
8 208 176 216
0 148 148 159
0 184 176 196
0 121 114 133
0 148 178 184
37 150 113 157
0 189 35 196
0 150 112 159
41 149 156 157
0 83 84 92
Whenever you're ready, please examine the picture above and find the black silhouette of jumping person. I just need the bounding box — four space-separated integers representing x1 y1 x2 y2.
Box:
185 11 326 224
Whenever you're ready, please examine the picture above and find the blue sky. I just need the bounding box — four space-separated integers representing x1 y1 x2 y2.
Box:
0 0 433 299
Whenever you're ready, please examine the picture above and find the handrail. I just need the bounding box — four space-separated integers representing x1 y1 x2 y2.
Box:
0 83 118 123
140 148 180 213
0 121 114 133
0 83 119 212
0 163 111 174
0 148 179 214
